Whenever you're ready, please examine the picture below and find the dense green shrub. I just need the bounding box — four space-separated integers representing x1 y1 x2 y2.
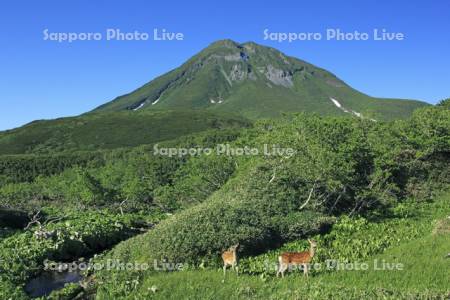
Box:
0 128 245 211
98 106 449 273
238 195 450 276
105 162 334 266
0 151 106 185
0 211 146 287
0 110 250 155
153 154 236 211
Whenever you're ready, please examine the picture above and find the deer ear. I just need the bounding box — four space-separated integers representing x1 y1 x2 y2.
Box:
308 239 311 243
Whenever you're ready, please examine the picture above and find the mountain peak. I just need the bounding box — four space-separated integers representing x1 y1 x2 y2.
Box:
92 41 427 120
207 39 240 48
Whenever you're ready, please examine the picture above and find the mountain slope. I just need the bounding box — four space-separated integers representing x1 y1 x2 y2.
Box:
0 110 250 155
92 39 428 120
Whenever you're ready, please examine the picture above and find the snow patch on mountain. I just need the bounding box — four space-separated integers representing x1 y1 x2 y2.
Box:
330 97 371 120
210 98 223 104
133 102 145 111
330 97 342 108
330 97 350 113
152 97 160 105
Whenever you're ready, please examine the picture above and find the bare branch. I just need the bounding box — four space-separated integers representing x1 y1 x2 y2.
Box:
268 172 276 184
119 199 128 216
24 210 42 230
45 216 65 226
299 182 317 210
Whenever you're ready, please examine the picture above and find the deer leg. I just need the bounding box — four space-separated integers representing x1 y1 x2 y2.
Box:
278 263 287 278
277 257 286 278
303 264 308 277
223 264 227 276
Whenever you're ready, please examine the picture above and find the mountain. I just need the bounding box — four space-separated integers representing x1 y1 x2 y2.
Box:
0 40 430 155
0 110 249 155
92 39 428 120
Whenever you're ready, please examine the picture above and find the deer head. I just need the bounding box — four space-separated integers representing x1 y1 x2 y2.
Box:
229 243 239 252
308 239 317 256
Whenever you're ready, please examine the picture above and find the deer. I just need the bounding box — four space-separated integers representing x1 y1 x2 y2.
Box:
277 239 317 278
221 243 239 276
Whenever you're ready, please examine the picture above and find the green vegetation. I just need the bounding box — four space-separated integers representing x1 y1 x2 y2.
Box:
0 110 250 155
0 104 448 299
0 210 162 299
93 40 428 121
239 197 449 276
94 268 448 300
0 127 244 210
0 151 107 184
94 194 450 299
89 105 448 298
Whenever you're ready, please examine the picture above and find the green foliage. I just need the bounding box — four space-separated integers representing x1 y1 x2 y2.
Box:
3 106 447 214
238 197 448 276
0 105 448 299
0 110 250 155
0 151 106 185
0 210 154 299
0 276 29 300
153 154 236 211
100 162 334 268
95 194 450 299
46 283 83 300
437 97 450 108
0 129 245 211
0 182 43 208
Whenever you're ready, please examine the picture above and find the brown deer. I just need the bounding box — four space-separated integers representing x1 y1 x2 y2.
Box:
277 239 317 278
221 243 239 276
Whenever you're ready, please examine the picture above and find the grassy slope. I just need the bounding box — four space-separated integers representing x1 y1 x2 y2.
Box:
323 233 450 292
0 110 250 155
207 75 426 121
96 233 449 300
95 193 450 300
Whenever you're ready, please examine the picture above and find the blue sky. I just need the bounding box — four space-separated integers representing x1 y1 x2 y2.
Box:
0 0 449 130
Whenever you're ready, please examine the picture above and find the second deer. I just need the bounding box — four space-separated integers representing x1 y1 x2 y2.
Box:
277 239 317 278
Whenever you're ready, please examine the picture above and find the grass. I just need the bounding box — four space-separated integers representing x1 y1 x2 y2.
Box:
97 236 450 300
95 227 449 300
92 193 450 299
1 195 448 299
321 233 450 292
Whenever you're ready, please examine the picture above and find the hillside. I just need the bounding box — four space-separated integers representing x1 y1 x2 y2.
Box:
92 39 428 120
0 105 448 299
0 110 250 155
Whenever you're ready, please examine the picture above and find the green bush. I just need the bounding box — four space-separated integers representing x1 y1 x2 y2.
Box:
153 154 236 211
0 151 106 184
104 162 334 267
